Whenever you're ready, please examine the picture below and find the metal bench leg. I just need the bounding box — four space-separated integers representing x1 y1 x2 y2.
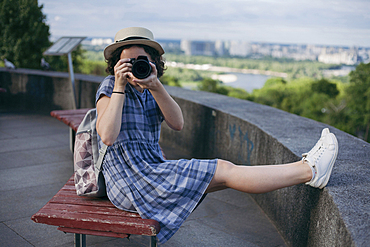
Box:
81 234 86 247
150 236 157 247
74 233 86 247
74 233 80 247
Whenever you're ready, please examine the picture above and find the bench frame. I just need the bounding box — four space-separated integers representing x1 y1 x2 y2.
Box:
32 175 160 247
32 109 161 247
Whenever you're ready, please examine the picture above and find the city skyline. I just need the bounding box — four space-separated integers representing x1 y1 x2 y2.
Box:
81 37 369 65
39 0 370 48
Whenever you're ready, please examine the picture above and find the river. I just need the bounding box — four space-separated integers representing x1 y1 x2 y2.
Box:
167 62 280 92
169 62 356 93
212 72 271 92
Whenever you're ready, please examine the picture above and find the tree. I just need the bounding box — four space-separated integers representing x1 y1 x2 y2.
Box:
311 79 339 98
264 77 287 87
197 78 229 95
346 62 370 142
160 75 182 87
0 0 50 69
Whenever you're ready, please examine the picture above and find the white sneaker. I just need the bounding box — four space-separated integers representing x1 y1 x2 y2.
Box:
302 128 330 158
304 131 338 189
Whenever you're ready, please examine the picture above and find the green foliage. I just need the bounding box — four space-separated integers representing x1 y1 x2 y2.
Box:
225 87 250 100
79 59 107 76
197 78 219 92
197 78 250 99
263 77 287 87
232 76 364 141
197 78 228 95
160 75 182 87
251 77 310 112
345 63 370 141
165 66 210 82
84 50 105 61
0 0 50 69
311 79 339 98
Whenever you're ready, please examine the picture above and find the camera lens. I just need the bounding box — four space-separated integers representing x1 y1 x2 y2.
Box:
132 58 152 79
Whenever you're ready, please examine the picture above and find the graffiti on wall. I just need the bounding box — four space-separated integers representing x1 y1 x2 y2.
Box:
229 124 254 165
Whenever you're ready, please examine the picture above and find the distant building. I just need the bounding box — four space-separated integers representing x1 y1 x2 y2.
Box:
91 38 113 46
82 38 113 47
180 40 216 56
157 39 182 54
358 48 370 63
318 48 358 65
215 40 226 56
178 40 369 64
228 41 252 57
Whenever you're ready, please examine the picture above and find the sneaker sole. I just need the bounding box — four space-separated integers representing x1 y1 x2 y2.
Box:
318 133 338 189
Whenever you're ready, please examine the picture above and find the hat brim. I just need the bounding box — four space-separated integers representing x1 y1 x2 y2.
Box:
104 39 165 60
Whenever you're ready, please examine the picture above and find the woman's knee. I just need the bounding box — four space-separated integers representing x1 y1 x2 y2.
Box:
206 159 236 193
213 159 236 184
217 159 235 171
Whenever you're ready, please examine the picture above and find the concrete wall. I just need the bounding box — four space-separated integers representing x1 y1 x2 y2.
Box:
1 68 369 246
0 68 103 112
161 86 370 247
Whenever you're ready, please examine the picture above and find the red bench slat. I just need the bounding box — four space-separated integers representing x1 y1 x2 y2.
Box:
51 108 91 132
32 175 160 237
43 203 140 218
51 108 91 117
33 210 159 236
49 195 115 207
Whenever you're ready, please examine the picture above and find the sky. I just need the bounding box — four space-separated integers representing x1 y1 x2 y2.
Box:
38 0 370 47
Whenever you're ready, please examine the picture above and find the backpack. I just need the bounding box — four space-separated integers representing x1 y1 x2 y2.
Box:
73 108 108 197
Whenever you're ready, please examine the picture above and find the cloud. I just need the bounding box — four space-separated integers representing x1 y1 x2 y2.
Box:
39 0 370 46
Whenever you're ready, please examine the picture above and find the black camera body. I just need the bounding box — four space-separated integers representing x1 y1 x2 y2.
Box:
129 56 152 79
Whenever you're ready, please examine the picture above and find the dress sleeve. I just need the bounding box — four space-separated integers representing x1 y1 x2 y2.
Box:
95 75 115 105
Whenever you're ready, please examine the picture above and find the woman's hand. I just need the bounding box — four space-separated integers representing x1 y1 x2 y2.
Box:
114 58 133 91
132 62 162 91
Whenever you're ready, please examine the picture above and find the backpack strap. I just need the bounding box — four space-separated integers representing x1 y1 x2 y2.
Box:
95 144 108 171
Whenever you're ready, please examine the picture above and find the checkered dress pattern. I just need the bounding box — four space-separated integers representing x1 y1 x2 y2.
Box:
96 76 217 243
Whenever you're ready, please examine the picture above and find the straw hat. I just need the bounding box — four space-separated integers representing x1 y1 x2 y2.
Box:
103 27 164 59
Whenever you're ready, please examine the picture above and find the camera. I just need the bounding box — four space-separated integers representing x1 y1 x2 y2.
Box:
129 56 152 79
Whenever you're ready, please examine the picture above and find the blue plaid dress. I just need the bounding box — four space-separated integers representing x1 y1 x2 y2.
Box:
96 76 217 244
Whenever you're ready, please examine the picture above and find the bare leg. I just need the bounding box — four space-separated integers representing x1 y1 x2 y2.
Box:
205 159 312 194
206 129 338 193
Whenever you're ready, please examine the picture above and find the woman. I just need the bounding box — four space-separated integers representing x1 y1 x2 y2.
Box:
96 27 338 244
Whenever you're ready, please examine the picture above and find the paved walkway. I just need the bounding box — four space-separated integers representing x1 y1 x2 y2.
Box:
0 111 287 247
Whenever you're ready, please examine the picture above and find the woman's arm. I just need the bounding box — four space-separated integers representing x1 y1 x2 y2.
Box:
96 59 132 146
150 82 184 131
133 63 184 131
96 94 125 146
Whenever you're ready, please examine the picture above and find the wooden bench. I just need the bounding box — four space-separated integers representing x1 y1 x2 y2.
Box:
31 109 161 247
50 108 91 152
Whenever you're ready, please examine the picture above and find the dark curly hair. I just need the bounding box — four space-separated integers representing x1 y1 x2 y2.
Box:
105 44 166 78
